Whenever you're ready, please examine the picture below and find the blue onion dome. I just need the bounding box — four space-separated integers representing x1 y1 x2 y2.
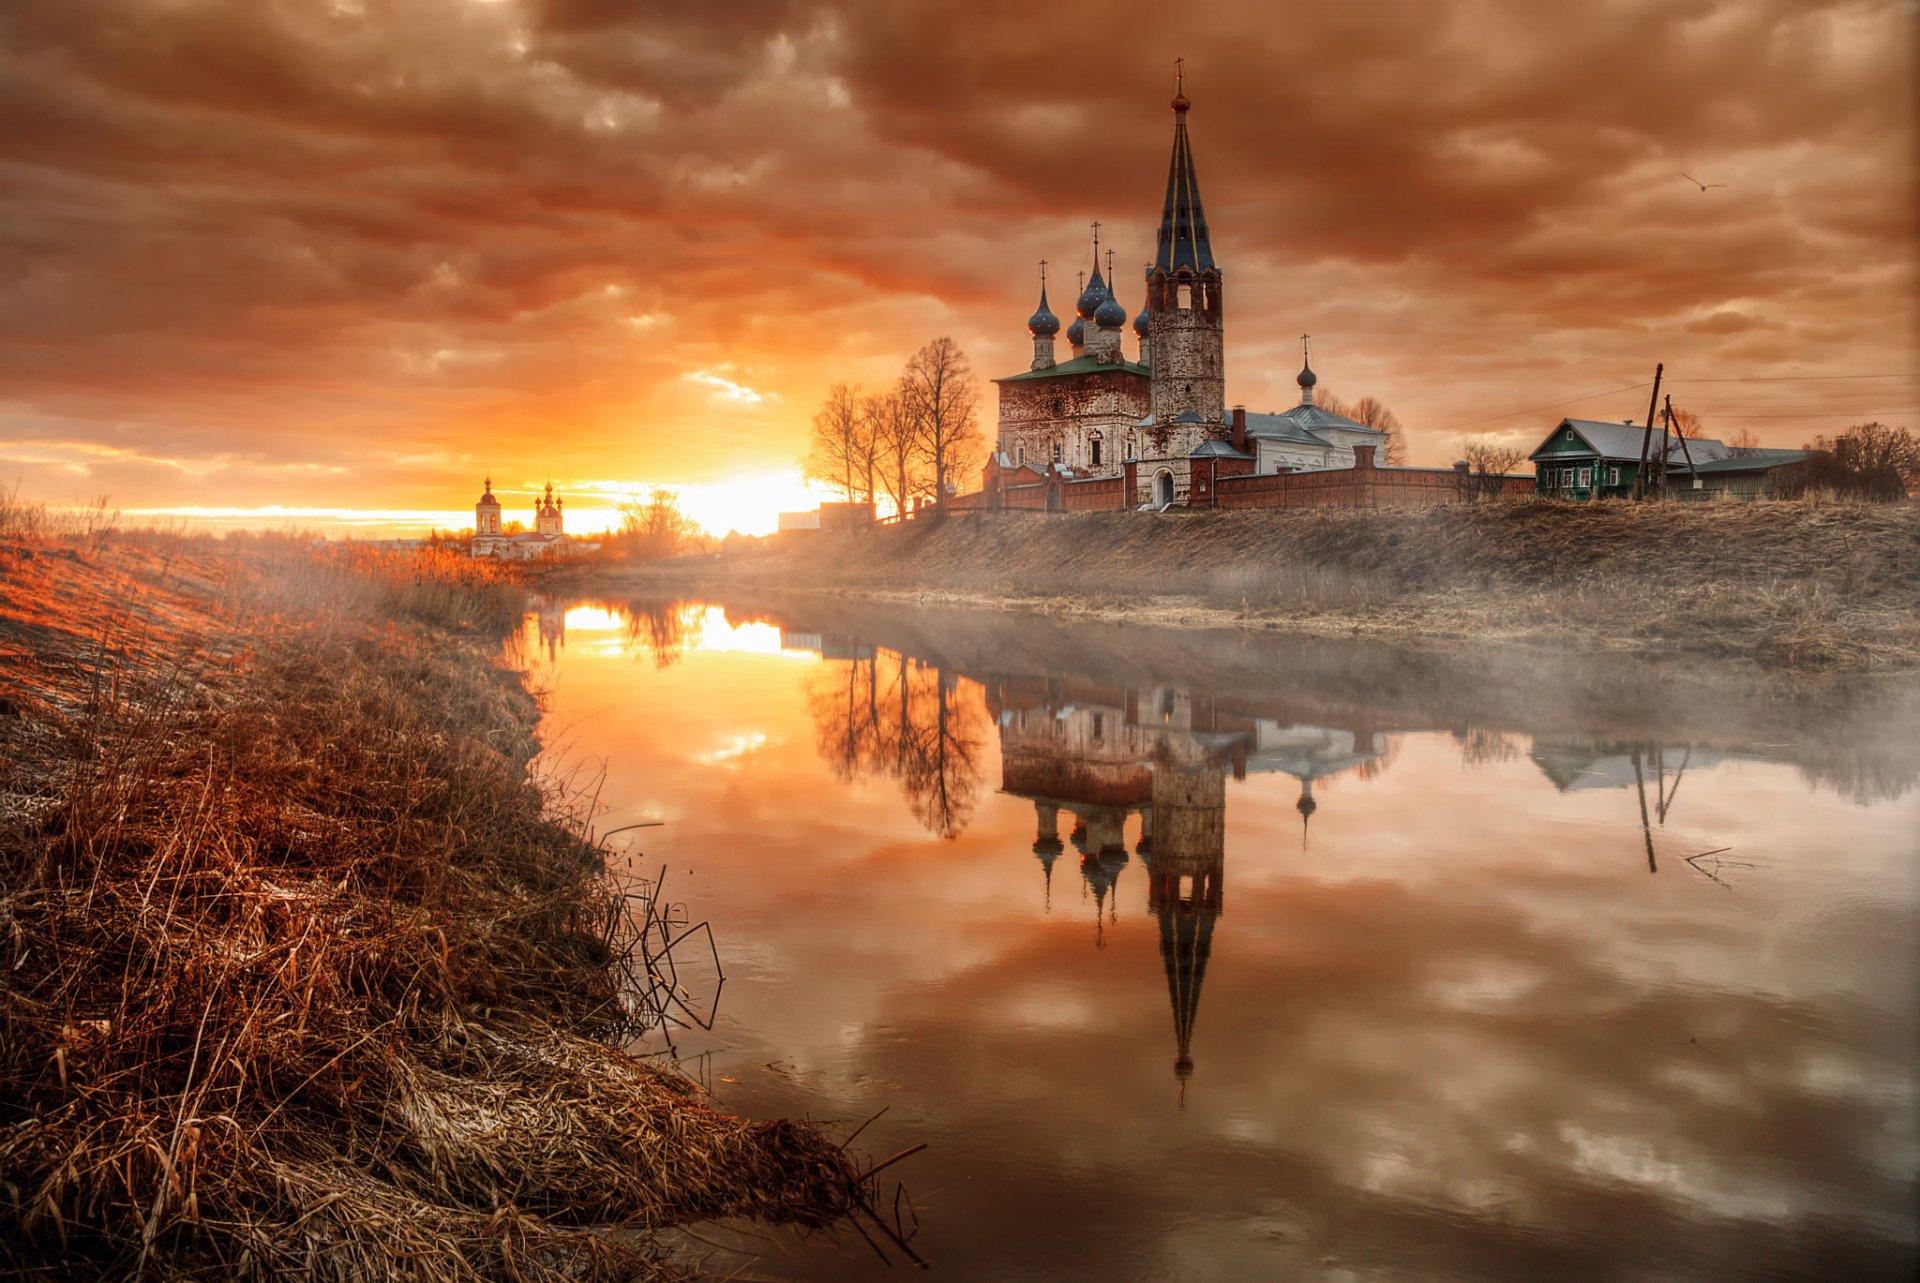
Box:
1094 290 1127 330
1027 287 1060 337
1297 361 1318 390
1066 314 1085 347
1133 303 1151 338
1076 268 1109 319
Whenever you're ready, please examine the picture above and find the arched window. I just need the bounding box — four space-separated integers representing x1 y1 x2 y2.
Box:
1176 283 1192 309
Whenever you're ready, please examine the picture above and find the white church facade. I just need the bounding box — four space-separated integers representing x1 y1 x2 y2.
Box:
470 479 583 559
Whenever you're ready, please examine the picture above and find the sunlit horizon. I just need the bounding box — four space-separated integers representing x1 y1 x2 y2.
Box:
114 469 835 540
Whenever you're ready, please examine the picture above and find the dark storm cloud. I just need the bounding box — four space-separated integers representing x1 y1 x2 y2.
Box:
0 0 1911 513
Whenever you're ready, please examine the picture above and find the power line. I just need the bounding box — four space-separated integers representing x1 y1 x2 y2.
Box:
1667 372 1918 384
1433 381 1651 434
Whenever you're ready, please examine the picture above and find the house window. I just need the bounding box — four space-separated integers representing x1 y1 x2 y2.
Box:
1607 466 1621 486
1091 436 1103 466
1577 466 1592 487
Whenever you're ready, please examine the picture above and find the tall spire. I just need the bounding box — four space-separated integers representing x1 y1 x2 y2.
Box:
1156 61 1214 274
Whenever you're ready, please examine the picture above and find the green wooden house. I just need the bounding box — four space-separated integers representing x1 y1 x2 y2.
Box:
1528 417 1764 500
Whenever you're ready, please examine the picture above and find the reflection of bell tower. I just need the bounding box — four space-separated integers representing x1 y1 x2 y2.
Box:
1033 802 1064 912
1146 756 1226 1093
1074 810 1131 948
535 597 566 661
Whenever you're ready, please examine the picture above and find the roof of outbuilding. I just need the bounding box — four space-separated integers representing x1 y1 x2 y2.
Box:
1189 439 1254 459
1675 449 1809 475
995 354 1150 383
1240 403 1385 447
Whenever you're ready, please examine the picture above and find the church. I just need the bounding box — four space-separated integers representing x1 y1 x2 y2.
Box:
988 76 1390 509
470 479 579 559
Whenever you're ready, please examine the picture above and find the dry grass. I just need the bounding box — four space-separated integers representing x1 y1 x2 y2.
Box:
0 536 860 1280
614 499 1920 669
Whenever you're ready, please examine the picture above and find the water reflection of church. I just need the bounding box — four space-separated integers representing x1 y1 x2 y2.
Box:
989 676 1387 1087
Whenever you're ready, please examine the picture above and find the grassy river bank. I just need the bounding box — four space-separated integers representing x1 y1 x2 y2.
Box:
0 535 861 1280
580 500 1920 671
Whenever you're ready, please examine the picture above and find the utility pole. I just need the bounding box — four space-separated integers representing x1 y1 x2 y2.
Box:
1631 362 1665 500
1666 395 1699 494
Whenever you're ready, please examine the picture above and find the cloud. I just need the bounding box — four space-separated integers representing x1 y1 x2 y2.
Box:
0 0 1910 517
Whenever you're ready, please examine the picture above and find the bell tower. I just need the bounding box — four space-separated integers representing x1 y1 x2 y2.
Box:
1146 63 1224 430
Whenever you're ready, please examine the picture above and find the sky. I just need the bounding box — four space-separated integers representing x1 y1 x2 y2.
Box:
1 0 1914 535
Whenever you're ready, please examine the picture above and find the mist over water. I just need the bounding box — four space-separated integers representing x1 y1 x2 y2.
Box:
525 596 1919 1281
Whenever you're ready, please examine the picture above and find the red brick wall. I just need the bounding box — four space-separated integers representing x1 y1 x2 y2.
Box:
1060 475 1125 510
1004 483 1050 511
1214 464 1530 510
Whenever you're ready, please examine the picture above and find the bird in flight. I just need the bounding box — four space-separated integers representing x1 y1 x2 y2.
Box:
1680 172 1726 191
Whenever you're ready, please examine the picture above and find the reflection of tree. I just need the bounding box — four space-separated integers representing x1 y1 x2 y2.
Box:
805 651 987 838
621 601 705 668
1454 727 1520 766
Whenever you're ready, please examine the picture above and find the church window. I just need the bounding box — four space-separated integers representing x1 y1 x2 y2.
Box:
1090 435 1103 466
1177 283 1192 308
1016 445 1025 465
1052 442 1062 463
1052 398 1064 415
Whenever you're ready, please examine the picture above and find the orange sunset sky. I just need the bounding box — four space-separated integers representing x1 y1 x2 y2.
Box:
1 0 1914 535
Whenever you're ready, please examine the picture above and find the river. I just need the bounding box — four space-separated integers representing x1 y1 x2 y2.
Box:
522 594 1918 1281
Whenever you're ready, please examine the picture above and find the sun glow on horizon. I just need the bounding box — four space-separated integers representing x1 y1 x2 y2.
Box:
119 469 834 540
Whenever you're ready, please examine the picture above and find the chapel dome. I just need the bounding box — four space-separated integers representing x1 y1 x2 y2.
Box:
1067 315 1086 347
1076 271 1109 320
1133 305 1151 338
1094 293 1127 329
1028 292 1061 337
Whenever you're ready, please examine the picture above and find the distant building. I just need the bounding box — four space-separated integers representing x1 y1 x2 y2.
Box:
470 478 582 558
1527 418 1809 501
776 501 873 534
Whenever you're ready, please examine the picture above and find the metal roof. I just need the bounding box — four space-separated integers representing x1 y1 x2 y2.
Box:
1676 449 1809 475
1532 418 1735 464
995 354 1150 383
1189 440 1253 459
1241 404 1386 447
1155 98 1215 274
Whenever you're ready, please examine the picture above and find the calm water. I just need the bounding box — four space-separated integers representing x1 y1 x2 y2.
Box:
523 596 1918 1281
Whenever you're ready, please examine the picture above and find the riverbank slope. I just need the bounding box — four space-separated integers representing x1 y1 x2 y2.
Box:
581 501 1920 669
0 536 858 1280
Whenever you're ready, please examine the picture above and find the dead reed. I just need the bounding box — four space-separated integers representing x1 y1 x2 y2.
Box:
0 539 862 1280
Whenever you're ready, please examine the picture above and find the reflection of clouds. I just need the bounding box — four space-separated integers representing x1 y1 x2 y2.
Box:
531 620 1919 1280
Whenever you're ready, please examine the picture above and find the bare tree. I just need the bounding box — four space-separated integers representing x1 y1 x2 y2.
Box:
902 338 983 507
1807 421 1919 496
1669 406 1707 438
615 487 700 561
866 386 925 517
804 382 865 503
1722 425 1760 452
1350 395 1408 464
1460 438 1527 498
1315 388 1406 463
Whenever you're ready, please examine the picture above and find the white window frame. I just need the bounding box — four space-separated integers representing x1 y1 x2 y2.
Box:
1577 466 1592 487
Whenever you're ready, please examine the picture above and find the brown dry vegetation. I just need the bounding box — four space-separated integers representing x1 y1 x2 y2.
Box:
0 532 860 1280
600 500 1920 669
